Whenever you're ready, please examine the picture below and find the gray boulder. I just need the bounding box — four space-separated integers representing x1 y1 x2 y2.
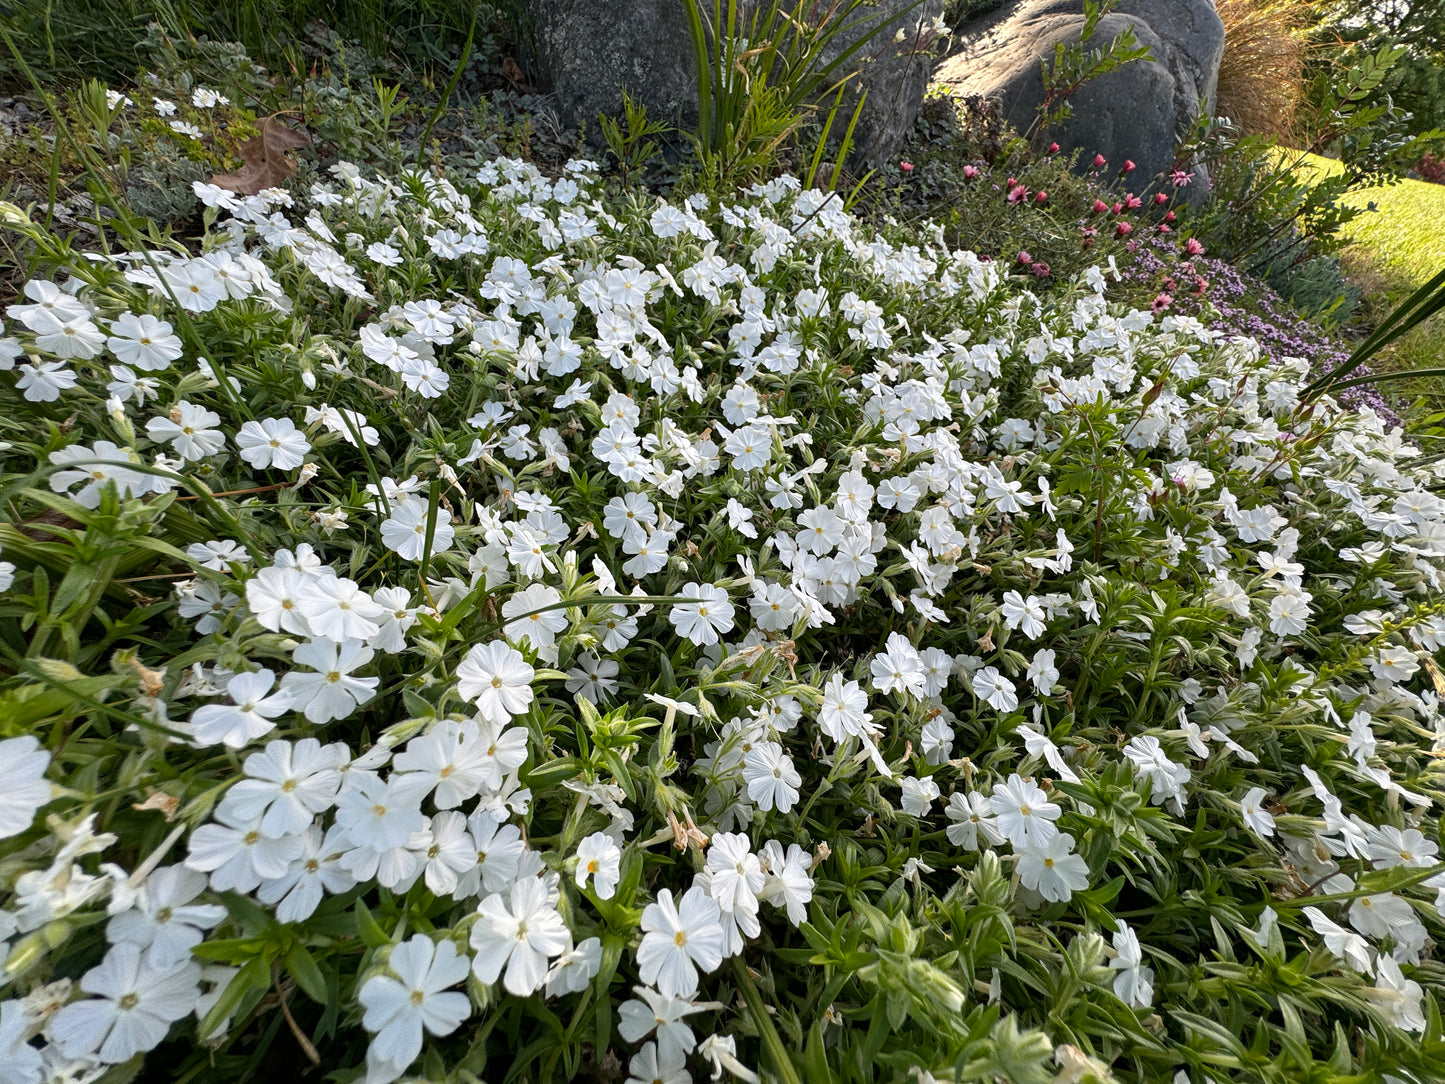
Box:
934 0 1223 196
521 0 945 167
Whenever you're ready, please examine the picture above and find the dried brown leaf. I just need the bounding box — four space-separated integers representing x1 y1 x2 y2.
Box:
209 116 309 196
502 57 529 90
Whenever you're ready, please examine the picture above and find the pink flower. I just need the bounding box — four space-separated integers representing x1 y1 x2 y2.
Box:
1111 201 1124 215
1017 250 1033 265
900 161 914 172
1034 190 1048 204
1122 159 1136 173
1170 169 1194 187
1163 211 1176 223
1115 221 1133 237
1190 275 1208 295
1031 262 1051 278
1048 142 1060 154
1007 184 1029 203
1184 238 1204 257
1151 292 1173 314
1092 199 1109 213
962 165 980 179
1124 194 1142 210
1153 192 1169 206
1156 223 1173 233
1092 153 1107 169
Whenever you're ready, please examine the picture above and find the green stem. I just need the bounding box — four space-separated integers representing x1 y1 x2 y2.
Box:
732 957 804 1084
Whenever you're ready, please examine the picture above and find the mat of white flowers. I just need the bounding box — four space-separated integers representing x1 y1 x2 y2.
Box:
0 155 1443 1084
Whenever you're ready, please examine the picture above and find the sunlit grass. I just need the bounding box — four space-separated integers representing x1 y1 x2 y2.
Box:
1297 152 1445 405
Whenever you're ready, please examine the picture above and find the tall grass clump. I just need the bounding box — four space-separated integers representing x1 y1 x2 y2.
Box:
1213 0 1308 143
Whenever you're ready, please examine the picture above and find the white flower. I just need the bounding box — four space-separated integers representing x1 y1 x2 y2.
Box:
1108 925 1154 1009
380 501 455 561
0 736 51 839
637 887 725 998
34 316 106 360
1367 955 1425 1032
989 774 1060 849
758 840 813 925
219 738 344 838
706 833 765 918
190 87 229 108
16 360 79 401
1000 590 1047 639
899 775 940 816
1122 736 1191 813
565 652 620 703
235 418 310 471
1302 906 1373 973
618 985 705 1063
1370 645 1421 684
502 583 567 651
280 638 378 724
105 866 225 968
742 741 800 813
469 877 570 996
453 810 526 899
818 675 871 741
669 582 735 646
0 999 42 1084
626 1042 691 1084
971 666 1018 712
257 825 355 923
945 792 1004 851
297 576 386 643
47 943 201 1063
575 832 622 899
145 401 225 461
1348 892 1420 944
359 937 471 1079
188 669 290 747
1239 787 1275 838
1015 832 1090 902
869 632 926 697
184 805 303 893
920 718 955 764
106 313 182 371
455 641 535 724
1025 649 1059 696
545 937 602 997
333 776 426 864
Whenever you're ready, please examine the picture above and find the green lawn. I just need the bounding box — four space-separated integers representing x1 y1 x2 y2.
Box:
1300 152 1445 400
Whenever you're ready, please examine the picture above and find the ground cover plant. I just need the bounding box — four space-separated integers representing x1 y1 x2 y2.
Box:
1 119 1445 1084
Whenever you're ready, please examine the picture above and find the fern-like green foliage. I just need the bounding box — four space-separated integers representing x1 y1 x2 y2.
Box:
1029 0 1153 144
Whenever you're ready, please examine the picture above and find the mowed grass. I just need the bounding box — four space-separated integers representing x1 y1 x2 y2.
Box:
1298 151 1445 405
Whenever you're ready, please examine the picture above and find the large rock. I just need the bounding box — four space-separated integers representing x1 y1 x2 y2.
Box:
522 0 945 166
935 0 1224 196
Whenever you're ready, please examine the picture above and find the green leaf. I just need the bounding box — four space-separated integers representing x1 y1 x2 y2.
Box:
284 942 328 1005
355 899 390 948
197 955 268 1041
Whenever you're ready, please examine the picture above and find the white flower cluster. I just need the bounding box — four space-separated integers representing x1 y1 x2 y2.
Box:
1 152 1444 1081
